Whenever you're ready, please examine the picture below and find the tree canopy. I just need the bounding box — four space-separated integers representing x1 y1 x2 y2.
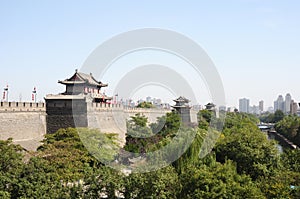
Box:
275 115 300 146
1 111 300 198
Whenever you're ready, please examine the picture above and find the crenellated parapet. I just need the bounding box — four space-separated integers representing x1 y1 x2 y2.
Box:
86 102 170 112
124 107 171 124
123 106 170 113
87 102 123 111
0 101 45 112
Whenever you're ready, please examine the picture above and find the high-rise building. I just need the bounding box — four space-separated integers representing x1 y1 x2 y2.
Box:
249 105 260 115
274 93 295 114
274 101 277 111
290 100 298 115
285 93 292 114
259 100 264 113
146 96 152 102
239 98 250 113
274 95 284 112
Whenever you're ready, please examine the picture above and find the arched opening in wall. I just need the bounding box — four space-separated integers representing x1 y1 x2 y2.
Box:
0 102 3 107
30 103 32 107
16 102 18 107
9 102 11 107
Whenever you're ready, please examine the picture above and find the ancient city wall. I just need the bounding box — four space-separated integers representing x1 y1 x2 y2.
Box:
124 107 171 124
86 103 171 145
0 101 45 112
190 109 198 124
46 98 88 134
0 102 46 151
0 101 198 150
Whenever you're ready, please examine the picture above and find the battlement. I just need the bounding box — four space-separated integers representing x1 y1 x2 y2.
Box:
123 106 171 113
88 102 123 110
0 101 45 112
87 102 171 113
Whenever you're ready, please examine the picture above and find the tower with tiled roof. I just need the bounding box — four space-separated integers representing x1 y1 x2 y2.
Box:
44 69 113 133
58 69 112 102
172 96 191 125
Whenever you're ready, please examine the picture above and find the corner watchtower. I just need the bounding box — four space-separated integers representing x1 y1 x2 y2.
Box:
44 69 112 133
58 69 112 102
172 96 191 125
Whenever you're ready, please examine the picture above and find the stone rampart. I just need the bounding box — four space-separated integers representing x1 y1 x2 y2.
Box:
0 101 198 150
0 102 46 151
0 101 45 112
86 103 171 145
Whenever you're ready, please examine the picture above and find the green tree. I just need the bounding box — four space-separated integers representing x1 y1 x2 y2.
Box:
172 128 207 173
274 110 285 123
282 149 300 172
37 128 119 181
179 160 264 198
126 113 152 138
275 115 300 146
129 113 148 127
136 101 155 108
197 109 212 130
37 129 95 182
83 166 124 199
0 139 24 197
198 109 213 122
216 115 280 179
260 112 275 123
156 111 181 136
260 110 285 123
78 128 120 163
124 111 181 154
12 157 69 198
124 166 181 199
125 113 153 153
257 170 300 199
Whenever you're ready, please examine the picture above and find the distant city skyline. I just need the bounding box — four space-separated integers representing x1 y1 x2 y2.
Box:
273 93 298 114
1 1 300 108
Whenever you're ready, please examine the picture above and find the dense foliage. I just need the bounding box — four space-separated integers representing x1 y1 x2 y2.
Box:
275 115 300 146
260 110 285 123
216 112 280 179
1 111 300 198
124 111 180 154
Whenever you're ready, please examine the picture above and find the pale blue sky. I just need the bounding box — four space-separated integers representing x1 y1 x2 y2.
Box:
1 0 300 108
